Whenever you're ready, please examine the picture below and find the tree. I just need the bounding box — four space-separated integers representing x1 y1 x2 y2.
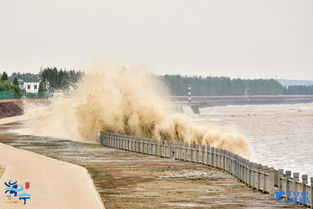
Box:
1 72 8 81
13 78 19 86
39 67 83 93
159 75 288 96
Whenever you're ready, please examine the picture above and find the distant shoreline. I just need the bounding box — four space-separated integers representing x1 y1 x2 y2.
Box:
170 95 313 108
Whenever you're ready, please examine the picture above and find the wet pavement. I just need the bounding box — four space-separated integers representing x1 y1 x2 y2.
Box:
0 122 304 209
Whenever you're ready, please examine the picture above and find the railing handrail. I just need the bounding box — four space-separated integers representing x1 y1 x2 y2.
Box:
100 131 313 208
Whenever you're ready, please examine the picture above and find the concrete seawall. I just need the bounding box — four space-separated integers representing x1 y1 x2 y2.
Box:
171 95 313 108
0 98 48 119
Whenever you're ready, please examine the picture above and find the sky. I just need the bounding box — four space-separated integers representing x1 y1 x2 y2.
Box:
0 0 312 79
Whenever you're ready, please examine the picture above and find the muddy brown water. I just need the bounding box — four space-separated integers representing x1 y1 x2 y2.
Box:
0 122 304 209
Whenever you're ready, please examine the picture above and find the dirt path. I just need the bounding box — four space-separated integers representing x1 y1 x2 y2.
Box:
0 122 303 209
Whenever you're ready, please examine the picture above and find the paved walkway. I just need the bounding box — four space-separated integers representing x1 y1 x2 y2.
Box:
0 130 104 209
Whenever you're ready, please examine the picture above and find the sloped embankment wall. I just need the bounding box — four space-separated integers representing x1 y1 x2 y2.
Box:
0 99 48 119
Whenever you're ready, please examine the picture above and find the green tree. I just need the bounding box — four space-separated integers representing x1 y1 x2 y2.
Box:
39 67 83 93
1 72 8 81
13 78 19 86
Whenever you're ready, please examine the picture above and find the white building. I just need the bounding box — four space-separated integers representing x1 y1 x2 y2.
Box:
18 80 40 94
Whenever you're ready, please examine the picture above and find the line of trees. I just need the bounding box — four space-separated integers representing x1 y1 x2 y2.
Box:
0 68 83 98
1 69 313 97
0 72 21 97
160 75 313 96
39 67 83 93
285 85 313 95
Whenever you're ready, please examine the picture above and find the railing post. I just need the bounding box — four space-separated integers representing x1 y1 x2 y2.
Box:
149 140 152 154
206 146 211 166
235 155 239 178
302 174 308 205
154 140 157 155
164 141 167 158
286 171 292 201
195 144 199 163
219 149 222 168
242 159 246 183
137 137 140 152
143 139 146 153
184 143 188 161
146 138 151 155
228 152 232 174
215 148 221 168
164 141 166 157
269 167 275 195
174 142 177 159
114 134 117 148
179 142 184 161
130 138 133 151
229 152 234 175
278 169 284 192
240 157 244 181
134 138 137 152
190 144 194 162
201 145 205 164
250 163 255 188
219 149 224 170
123 136 126 150
235 154 238 177
140 138 144 153
152 140 155 155
169 142 173 159
240 158 243 181
293 172 299 202
310 177 313 208
159 140 162 157
143 138 145 153
224 150 227 170
245 160 249 185
224 150 228 171
123 135 125 150
177 142 180 159
211 147 215 167
248 162 253 187
257 164 262 191
126 136 128 150
263 165 268 193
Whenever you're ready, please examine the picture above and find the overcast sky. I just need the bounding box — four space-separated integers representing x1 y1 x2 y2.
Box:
0 0 312 79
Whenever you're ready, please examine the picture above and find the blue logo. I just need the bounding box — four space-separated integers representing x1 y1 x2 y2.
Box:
275 190 308 204
4 180 31 205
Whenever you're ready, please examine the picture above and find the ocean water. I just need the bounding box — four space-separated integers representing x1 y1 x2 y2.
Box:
197 103 313 178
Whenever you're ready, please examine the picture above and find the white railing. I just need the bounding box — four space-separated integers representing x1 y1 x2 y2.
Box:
100 131 313 208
